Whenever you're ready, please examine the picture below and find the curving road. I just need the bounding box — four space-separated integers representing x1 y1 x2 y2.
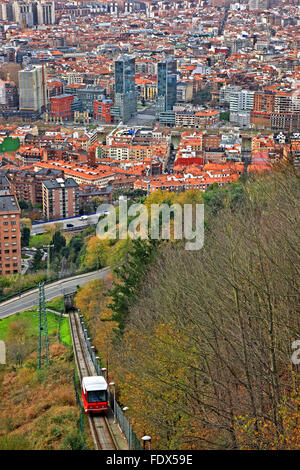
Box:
31 213 100 235
0 267 110 319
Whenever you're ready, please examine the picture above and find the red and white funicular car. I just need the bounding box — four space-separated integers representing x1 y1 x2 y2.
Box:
81 376 108 414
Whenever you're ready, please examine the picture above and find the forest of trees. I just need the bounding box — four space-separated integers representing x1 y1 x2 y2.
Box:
75 167 300 450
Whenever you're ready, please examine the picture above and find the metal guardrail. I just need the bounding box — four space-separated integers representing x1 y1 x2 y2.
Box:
63 224 89 232
32 213 98 226
78 315 143 450
0 267 104 304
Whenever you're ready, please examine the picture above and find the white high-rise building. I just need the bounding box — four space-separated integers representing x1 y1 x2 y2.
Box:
230 89 254 113
230 89 254 128
12 1 34 27
19 65 47 113
219 85 241 106
37 1 55 25
248 0 269 10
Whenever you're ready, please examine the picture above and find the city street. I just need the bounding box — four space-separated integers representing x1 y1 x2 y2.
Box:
31 213 100 235
0 267 110 318
126 104 156 127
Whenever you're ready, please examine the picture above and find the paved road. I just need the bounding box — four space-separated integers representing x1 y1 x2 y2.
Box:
126 104 156 127
0 267 110 319
31 213 100 235
165 149 176 174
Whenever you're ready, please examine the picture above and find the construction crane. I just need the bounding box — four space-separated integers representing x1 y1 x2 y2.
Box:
41 54 46 115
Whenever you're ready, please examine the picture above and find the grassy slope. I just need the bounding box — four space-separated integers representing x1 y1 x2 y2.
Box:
0 309 71 346
46 296 65 313
0 308 93 449
0 344 85 450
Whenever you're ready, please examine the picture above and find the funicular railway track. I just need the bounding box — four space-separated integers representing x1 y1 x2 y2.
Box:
69 310 118 450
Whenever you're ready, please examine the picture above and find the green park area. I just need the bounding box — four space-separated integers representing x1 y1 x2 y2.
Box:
0 137 20 153
0 308 71 346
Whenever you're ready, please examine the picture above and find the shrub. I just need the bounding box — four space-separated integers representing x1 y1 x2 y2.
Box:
63 431 83 450
50 426 62 438
17 368 35 385
59 391 75 406
0 434 31 450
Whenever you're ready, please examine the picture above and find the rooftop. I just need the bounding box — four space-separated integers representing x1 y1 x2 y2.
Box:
0 194 20 213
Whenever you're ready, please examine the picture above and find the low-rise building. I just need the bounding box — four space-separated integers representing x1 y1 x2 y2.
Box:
195 109 220 127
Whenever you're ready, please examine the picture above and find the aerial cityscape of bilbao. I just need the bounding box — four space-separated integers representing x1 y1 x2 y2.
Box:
0 0 299 457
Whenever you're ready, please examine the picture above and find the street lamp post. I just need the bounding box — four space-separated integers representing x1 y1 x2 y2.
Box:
123 406 130 450
109 382 116 423
91 345 95 362
101 367 107 381
18 270 21 297
43 244 54 281
141 435 151 450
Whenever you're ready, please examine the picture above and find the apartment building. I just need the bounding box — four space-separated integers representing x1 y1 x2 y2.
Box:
94 99 113 124
0 80 19 112
274 92 293 114
42 178 79 220
251 90 300 130
219 85 241 107
17 147 44 165
135 78 157 101
195 109 220 127
175 111 195 127
0 195 21 277
230 89 254 127
50 94 74 121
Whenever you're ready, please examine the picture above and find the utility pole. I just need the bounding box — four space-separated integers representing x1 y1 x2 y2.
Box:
18 270 21 297
37 282 49 369
43 244 54 281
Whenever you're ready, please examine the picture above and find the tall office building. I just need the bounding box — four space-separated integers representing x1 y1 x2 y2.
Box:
0 79 19 111
156 57 177 117
37 1 55 25
0 194 21 277
248 0 269 9
12 1 35 27
18 65 47 114
114 55 137 123
1 3 14 21
5 1 55 26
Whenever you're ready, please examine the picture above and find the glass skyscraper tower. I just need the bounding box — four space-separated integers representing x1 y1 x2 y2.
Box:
156 57 177 117
114 55 137 123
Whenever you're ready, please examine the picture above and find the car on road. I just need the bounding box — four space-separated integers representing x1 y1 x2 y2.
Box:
66 223 74 227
